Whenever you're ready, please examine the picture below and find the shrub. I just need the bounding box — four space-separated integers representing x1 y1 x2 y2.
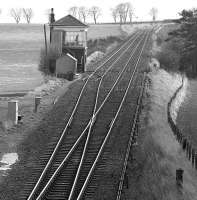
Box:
39 45 61 75
57 71 74 81
155 26 181 72
87 36 123 56
156 45 180 72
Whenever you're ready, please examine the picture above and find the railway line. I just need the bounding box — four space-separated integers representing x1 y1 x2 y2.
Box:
20 28 151 200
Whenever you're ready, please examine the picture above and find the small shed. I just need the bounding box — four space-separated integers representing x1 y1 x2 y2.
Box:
56 53 77 79
49 9 88 73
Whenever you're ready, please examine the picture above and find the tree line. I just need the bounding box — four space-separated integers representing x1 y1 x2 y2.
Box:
71 3 136 24
110 2 134 23
0 5 158 24
0 8 33 24
69 3 158 24
169 9 197 76
68 6 101 24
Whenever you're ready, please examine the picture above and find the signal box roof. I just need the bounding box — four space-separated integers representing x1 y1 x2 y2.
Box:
52 15 88 28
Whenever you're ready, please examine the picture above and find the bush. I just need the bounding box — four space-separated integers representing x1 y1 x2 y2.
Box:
155 26 181 72
156 45 180 72
87 36 123 56
39 45 61 75
57 71 74 81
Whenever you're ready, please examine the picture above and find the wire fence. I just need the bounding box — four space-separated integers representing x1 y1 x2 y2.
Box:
168 77 197 170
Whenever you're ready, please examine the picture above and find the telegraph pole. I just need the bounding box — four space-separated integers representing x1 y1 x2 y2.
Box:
43 24 47 55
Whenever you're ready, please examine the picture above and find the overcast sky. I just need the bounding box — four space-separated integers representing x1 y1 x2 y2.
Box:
0 0 196 23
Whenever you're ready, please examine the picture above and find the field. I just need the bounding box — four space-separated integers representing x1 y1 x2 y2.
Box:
0 24 45 93
88 23 152 39
0 23 147 94
88 24 124 39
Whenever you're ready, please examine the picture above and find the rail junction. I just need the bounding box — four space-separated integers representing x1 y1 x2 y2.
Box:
20 28 152 200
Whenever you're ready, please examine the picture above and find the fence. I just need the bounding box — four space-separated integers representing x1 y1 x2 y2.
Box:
167 77 197 170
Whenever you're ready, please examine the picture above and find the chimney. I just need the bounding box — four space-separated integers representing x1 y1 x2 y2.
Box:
49 8 55 24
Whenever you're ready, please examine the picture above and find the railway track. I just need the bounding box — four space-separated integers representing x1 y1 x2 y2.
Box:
20 29 151 200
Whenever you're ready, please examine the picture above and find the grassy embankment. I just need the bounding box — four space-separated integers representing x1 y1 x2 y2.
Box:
122 25 197 200
154 24 181 72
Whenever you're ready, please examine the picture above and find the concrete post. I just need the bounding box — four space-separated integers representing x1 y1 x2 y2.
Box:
176 168 184 187
7 100 18 125
34 96 42 113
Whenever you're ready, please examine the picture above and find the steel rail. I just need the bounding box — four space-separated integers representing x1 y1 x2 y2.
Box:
67 31 146 200
76 31 149 200
26 31 140 200
35 32 144 200
35 31 147 200
116 72 147 200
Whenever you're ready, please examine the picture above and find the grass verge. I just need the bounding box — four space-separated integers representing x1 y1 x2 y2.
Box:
0 79 84 200
123 68 197 200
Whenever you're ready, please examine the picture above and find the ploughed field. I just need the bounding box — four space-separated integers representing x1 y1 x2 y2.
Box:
0 24 44 94
88 24 124 39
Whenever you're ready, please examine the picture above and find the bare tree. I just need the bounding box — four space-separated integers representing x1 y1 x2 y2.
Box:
122 2 132 23
10 8 22 24
128 4 134 23
89 6 101 24
115 2 133 23
116 4 124 23
78 7 88 23
23 8 33 24
68 6 78 18
111 8 119 23
149 7 158 21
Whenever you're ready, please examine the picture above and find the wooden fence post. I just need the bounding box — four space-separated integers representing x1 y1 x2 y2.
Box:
182 138 187 151
188 144 192 161
192 149 195 167
179 133 183 143
124 172 129 189
195 153 197 170
186 141 189 157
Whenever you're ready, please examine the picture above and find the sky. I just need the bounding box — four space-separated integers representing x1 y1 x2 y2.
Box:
0 0 196 23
